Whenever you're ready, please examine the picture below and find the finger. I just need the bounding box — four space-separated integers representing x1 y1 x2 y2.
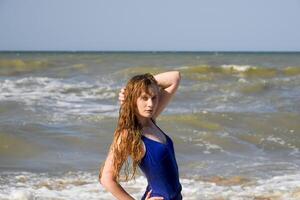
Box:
146 190 152 199
150 197 164 200
119 95 125 100
119 95 124 100
119 94 125 99
119 98 123 102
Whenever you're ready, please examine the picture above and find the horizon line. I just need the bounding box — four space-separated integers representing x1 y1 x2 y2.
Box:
1 50 300 54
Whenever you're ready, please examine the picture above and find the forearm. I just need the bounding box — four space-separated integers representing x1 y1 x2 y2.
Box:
154 71 181 89
102 180 135 200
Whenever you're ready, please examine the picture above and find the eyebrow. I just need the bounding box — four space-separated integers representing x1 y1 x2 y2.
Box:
141 93 156 97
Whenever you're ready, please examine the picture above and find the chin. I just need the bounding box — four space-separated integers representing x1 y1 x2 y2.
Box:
142 113 153 118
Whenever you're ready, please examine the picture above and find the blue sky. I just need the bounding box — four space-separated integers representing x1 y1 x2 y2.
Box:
0 0 299 51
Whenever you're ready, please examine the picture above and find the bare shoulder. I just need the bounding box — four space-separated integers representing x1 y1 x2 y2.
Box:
140 139 146 159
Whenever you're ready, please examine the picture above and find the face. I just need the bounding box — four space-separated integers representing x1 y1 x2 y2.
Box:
136 85 159 119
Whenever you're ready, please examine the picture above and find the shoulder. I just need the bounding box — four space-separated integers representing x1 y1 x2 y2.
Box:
140 139 146 159
117 129 146 160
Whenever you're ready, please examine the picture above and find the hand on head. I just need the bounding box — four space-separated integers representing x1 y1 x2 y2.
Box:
118 87 126 105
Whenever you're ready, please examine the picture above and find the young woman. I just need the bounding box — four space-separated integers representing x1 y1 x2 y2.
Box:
99 71 182 200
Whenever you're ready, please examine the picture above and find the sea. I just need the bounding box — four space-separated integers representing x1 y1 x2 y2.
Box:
0 52 300 200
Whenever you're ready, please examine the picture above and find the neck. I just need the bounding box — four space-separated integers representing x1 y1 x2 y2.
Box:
137 116 152 127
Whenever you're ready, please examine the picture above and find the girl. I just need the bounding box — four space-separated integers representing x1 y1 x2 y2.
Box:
99 71 182 200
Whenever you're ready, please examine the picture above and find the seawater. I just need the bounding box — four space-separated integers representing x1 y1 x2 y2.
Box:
0 52 300 200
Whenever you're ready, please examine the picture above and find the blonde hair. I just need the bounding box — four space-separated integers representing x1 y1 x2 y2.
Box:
99 73 158 182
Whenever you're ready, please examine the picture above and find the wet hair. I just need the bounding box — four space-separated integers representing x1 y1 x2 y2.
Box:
99 73 158 182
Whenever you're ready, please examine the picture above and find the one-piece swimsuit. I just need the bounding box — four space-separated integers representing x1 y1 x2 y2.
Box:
139 119 182 200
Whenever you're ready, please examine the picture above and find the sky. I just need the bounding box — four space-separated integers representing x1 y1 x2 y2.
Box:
0 0 300 51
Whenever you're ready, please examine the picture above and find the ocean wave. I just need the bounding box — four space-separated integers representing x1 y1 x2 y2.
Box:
178 64 300 80
0 77 118 120
0 171 300 200
0 59 51 76
159 113 300 156
114 66 164 78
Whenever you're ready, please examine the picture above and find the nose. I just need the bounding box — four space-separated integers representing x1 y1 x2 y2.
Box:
147 98 153 107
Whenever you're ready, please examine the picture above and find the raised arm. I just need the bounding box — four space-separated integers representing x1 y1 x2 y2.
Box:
152 71 181 119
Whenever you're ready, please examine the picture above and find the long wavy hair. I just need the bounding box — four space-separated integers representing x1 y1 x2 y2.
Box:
99 73 159 182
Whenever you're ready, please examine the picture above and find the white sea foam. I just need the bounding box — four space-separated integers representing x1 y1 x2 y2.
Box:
0 77 119 121
265 135 286 145
0 171 300 200
0 77 116 102
260 135 300 156
180 174 300 200
221 64 253 72
180 133 225 154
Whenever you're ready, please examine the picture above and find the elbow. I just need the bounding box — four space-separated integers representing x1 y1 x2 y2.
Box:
100 176 115 189
173 71 181 85
99 176 108 187
177 71 181 82
99 176 104 186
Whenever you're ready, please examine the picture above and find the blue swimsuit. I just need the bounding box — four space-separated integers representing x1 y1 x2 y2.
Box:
139 120 182 200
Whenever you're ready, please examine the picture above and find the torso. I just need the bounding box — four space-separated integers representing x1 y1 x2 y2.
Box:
138 119 182 200
140 118 167 158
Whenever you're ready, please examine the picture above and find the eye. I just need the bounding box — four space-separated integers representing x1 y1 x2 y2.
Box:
152 96 157 100
142 96 148 101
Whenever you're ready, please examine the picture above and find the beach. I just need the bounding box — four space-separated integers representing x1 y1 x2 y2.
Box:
0 52 300 200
